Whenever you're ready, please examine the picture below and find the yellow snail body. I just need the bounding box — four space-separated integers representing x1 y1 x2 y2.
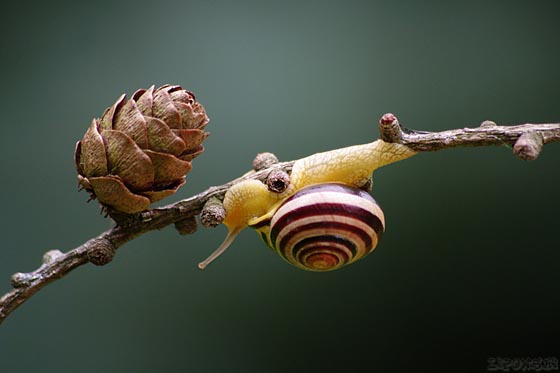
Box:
199 139 417 271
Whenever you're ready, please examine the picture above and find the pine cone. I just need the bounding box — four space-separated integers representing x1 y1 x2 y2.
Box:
75 85 209 214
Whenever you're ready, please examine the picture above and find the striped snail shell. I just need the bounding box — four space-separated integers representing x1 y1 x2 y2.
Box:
198 139 416 271
254 183 385 271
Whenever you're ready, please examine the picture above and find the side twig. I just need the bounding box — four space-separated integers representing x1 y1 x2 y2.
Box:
1 114 559 325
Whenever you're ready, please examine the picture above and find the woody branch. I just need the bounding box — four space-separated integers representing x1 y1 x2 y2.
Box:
1 114 559 325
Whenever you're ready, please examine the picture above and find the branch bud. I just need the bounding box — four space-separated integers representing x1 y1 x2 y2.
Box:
480 120 497 127
43 250 64 264
87 238 116 266
200 197 226 228
379 113 404 143
513 131 544 161
11 273 32 288
252 152 279 171
266 169 290 193
175 216 198 235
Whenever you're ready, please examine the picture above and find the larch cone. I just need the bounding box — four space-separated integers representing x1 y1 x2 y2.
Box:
75 84 210 214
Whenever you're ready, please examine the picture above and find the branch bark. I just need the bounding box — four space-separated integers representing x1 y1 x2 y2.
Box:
1 114 559 325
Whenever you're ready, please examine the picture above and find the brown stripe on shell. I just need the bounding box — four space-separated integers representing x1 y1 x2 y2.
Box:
271 189 384 234
277 220 374 257
270 202 384 246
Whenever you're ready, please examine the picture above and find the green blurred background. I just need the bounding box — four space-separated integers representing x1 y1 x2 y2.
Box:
1 1 559 372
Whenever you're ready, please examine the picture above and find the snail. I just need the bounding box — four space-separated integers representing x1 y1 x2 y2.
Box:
199 139 417 271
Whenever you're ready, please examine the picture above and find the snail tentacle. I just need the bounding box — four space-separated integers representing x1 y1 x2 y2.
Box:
198 227 242 270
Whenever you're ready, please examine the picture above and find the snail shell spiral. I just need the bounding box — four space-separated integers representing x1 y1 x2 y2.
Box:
257 183 385 271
